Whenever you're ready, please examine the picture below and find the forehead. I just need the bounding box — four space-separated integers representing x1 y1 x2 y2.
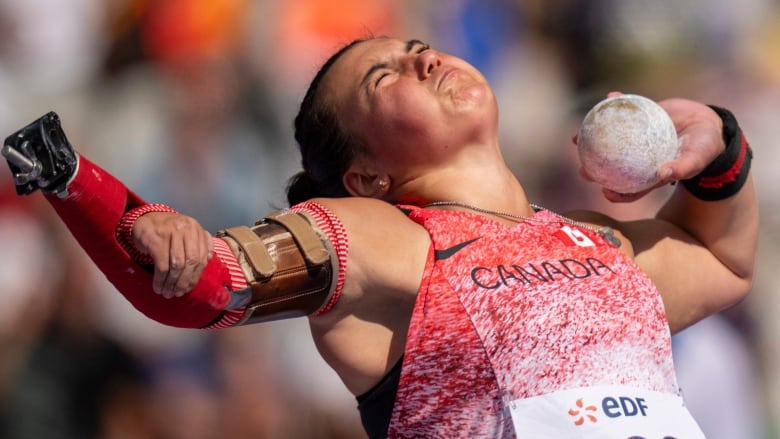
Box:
332 37 404 76
321 38 404 101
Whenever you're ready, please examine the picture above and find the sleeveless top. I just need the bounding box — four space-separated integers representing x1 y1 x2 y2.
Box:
382 206 691 438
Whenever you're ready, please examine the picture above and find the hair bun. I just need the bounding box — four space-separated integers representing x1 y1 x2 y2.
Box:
286 171 322 206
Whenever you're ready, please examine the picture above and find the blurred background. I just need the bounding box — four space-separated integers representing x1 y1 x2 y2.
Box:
0 0 778 437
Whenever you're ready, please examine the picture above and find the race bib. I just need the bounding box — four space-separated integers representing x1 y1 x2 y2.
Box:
508 385 705 439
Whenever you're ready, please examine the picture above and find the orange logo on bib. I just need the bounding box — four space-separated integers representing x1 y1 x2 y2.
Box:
568 398 598 426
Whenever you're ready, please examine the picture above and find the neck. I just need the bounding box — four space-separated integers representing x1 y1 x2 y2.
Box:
394 160 532 217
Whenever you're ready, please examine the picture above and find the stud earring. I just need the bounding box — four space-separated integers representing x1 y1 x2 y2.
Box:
378 179 389 191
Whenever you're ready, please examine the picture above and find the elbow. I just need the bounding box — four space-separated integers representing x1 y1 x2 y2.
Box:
669 270 754 335
725 253 756 308
715 242 757 312
722 274 754 311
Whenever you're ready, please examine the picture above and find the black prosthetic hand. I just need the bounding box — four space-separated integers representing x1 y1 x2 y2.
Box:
2 112 78 196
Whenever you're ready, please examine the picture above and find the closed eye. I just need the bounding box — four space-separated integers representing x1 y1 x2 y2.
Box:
406 39 431 54
375 72 390 87
415 44 431 54
365 41 432 93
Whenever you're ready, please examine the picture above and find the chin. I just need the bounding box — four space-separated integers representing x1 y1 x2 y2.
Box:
452 83 494 113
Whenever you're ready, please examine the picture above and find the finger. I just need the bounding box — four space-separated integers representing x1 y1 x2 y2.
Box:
152 236 171 296
601 186 653 203
153 266 168 296
179 230 214 296
182 229 214 295
602 189 639 203
161 231 186 298
658 133 716 181
173 226 207 297
578 166 596 182
656 165 675 183
204 229 214 260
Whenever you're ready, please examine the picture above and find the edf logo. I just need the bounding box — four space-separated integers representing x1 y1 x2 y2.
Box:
602 396 649 418
569 395 649 426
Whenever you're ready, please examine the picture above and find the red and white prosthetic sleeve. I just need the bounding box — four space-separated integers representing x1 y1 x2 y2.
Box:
46 156 348 329
46 157 232 328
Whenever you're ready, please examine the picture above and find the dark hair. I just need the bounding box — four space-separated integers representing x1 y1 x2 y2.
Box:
287 38 371 206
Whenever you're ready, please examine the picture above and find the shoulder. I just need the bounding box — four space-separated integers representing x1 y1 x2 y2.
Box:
302 197 430 263
564 209 635 257
304 198 430 330
565 209 695 264
308 196 413 221
305 197 427 238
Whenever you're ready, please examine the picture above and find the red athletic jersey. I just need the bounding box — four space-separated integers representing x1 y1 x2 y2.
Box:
387 207 677 438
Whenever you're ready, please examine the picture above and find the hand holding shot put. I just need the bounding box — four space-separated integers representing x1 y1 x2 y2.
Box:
2 36 758 438
577 92 729 203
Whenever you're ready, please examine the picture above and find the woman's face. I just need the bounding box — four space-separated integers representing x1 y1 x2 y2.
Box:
321 37 497 177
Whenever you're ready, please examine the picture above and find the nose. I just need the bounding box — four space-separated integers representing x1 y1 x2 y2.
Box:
413 50 441 80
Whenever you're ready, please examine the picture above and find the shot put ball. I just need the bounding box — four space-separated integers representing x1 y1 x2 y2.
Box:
577 94 679 194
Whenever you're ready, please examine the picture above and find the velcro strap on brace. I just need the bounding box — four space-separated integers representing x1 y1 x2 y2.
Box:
217 210 335 325
266 211 330 265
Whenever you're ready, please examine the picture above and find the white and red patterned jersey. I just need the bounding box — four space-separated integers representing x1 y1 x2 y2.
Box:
387 207 680 438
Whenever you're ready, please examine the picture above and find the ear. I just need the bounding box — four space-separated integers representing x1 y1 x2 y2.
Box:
343 163 390 198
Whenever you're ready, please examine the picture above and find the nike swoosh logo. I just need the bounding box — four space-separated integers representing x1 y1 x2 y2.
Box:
434 237 481 261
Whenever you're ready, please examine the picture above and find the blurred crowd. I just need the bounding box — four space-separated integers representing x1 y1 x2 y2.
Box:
0 0 778 438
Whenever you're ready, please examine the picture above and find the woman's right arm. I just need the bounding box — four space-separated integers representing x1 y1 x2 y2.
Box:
2 113 229 327
42 156 237 329
3 112 331 330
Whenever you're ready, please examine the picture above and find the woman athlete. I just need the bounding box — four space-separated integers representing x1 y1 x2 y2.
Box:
2 36 757 438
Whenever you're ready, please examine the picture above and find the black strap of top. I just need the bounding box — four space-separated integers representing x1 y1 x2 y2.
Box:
355 357 403 439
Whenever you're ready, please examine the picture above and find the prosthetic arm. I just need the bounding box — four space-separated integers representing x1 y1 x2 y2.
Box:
2 112 344 328
215 206 343 326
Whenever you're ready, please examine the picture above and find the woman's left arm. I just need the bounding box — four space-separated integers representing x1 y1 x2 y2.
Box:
623 100 758 333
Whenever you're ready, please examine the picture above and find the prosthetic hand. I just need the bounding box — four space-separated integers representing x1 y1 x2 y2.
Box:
2 112 78 197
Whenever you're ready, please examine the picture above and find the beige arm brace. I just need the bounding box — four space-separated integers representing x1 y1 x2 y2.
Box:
216 210 337 325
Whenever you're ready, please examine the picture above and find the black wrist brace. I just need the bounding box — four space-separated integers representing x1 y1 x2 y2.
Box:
681 105 752 201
